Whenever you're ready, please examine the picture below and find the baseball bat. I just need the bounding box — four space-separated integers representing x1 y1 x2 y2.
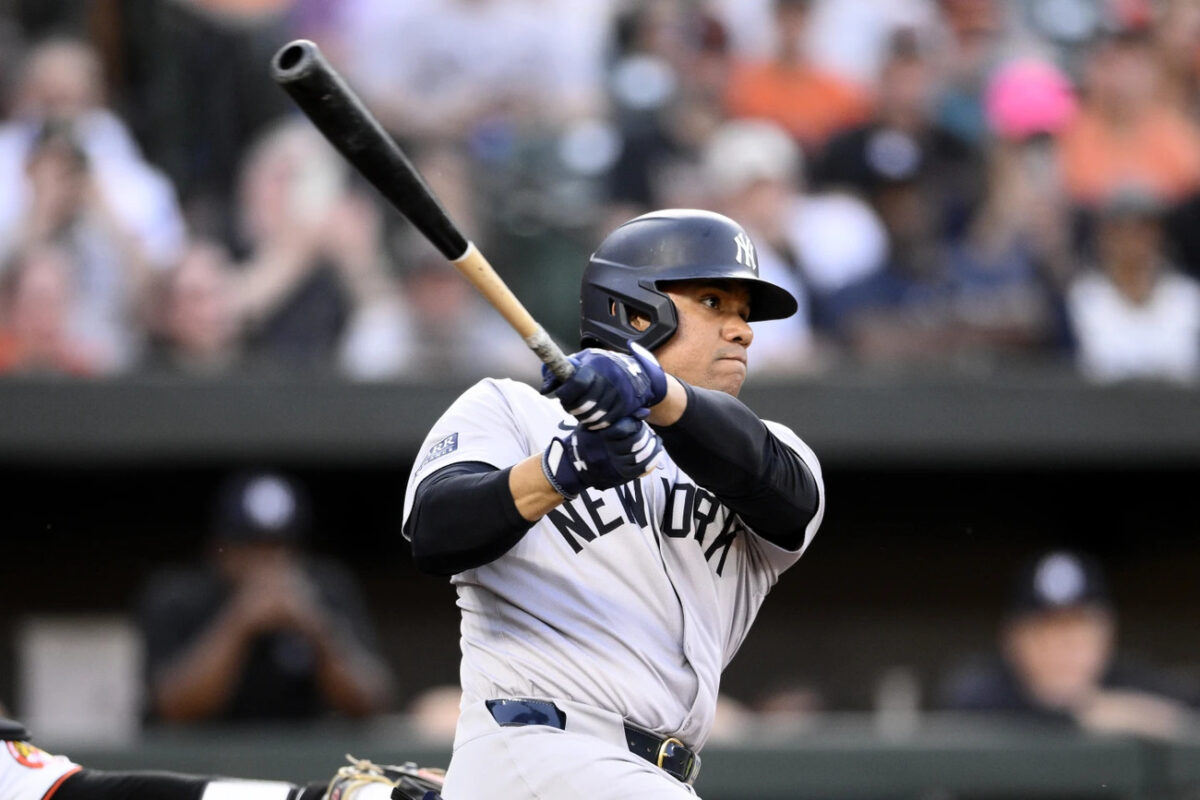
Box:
269 39 574 381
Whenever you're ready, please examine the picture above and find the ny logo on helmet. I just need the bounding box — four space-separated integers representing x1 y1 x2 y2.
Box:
733 231 757 271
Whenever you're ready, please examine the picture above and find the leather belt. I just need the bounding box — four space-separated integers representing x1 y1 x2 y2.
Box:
486 699 701 785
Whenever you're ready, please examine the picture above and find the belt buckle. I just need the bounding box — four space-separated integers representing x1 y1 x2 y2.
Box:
655 736 685 769
656 736 700 784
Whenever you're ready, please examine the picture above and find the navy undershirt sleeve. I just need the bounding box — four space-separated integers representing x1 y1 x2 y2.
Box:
653 382 820 550
404 461 535 575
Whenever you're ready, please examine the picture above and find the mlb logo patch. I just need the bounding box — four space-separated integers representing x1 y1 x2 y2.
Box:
420 432 459 469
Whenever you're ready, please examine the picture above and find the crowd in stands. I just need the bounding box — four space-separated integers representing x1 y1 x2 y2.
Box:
0 0 1198 384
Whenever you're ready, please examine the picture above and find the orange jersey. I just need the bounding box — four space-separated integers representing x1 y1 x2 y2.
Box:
724 60 872 152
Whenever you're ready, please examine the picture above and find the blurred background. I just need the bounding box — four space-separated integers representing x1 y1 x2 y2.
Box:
1 0 1199 798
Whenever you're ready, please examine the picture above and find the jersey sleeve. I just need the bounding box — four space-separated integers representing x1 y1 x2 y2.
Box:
402 379 531 531
741 419 825 574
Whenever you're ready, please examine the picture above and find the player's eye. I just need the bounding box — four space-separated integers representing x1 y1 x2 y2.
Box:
700 295 720 310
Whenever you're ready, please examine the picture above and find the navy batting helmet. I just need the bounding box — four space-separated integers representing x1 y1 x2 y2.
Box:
580 209 798 351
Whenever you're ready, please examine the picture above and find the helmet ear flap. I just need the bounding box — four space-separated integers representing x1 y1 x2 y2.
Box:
580 278 677 352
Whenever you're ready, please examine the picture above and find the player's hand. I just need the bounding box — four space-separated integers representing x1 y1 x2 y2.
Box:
541 343 667 430
541 417 662 499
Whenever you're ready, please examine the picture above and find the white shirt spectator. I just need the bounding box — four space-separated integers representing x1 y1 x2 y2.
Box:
0 112 186 270
1067 269 1200 384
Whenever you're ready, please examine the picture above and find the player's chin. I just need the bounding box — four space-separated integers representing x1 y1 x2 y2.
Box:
711 360 747 396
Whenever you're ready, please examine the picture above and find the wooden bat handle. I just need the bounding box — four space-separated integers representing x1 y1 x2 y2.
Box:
453 244 574 381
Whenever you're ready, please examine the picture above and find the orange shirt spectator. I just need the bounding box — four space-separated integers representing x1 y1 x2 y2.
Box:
1059 107 1200 205
1059 28 1200 206
723 0 871 154
724 60 872 153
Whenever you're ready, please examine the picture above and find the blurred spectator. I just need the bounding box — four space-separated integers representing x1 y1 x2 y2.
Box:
708 692 755 743
0 240 101 376
813 27 984 250
1150 0 1200 118
1066 185 1200 384
231 117 398 373
802 40 1095 368
602 0 732 214
929 0 1008 146
722 0 872 156
1058 27 1200 208
114 0 295 239
940 58 1082 357
938 549 1197 738
701 117 887 372
142 239 244 376
355 252 531 382
136 470 396 723
750 677 827 734
333 0 601 146
334 141 529 381
0 117 159 372
0 36 186 270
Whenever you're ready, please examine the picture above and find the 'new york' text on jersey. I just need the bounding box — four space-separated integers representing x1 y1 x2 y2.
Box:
402 379 824 750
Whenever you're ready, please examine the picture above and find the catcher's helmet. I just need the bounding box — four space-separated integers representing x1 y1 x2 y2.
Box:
580 209 798 351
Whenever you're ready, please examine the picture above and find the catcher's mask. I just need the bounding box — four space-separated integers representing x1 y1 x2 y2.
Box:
579 208 798 352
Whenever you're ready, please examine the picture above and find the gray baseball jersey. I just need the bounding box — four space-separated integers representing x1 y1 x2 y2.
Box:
403 377 824 750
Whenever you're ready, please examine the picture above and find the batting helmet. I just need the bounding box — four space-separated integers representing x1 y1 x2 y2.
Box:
580 209 798 351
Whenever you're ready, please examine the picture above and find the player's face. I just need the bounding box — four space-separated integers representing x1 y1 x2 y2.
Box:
652 280 754 396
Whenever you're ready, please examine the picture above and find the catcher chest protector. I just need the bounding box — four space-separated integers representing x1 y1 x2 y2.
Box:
580 208 799 352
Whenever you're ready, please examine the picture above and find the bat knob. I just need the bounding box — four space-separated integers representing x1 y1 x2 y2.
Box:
271 39 321 85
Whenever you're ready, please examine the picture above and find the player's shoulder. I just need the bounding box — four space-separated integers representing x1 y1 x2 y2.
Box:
441 378 549 429
482 376 542 397
762 417 810 452
763 418 822 476
461 376 541 402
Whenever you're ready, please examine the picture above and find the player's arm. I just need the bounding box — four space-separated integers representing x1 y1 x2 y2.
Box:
405 420 660 575
649 378 820 550
404 462 538 575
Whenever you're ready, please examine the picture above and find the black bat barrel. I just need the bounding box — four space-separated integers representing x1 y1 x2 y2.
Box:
270 39 469 261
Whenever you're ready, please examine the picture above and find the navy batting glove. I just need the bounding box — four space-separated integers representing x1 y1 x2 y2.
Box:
541 417 663 499
540 347 667 431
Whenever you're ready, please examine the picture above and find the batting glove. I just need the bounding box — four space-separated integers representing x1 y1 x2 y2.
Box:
541 417 663 499
541 342 667 431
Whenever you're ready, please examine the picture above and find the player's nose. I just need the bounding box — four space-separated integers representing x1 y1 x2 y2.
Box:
724 314 753 346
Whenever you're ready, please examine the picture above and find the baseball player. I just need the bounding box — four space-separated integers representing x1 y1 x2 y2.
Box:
403 209 825 798
0 716 443 800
